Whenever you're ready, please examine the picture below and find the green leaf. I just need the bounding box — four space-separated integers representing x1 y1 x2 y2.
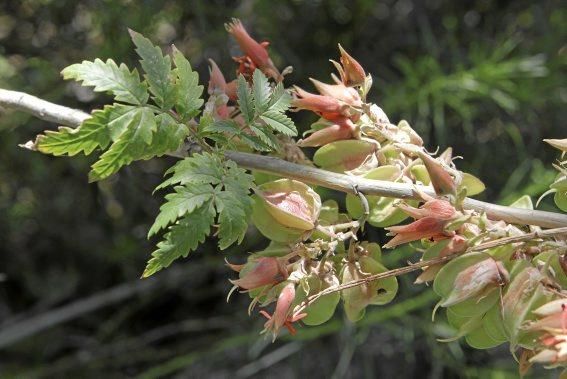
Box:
215 191 251 249
260 110 297 136
89 107 157 181
62 59 148 105
248 123 279 149
267 82 291 113
203 120 270 151
252 69 270 113
237 75 254 123
150 151 254 268
172 46 204 120
148 183 214 237
129 29 176 110
36 106 113 156
143 200 215 277
156 152 224 190
214 159 254 248
141 113 188 159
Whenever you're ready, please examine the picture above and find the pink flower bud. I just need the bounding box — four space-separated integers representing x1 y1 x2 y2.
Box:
383 217 453 249
225 79 238 101
530 334 567 364
418 152 457 197
297 118 355 147
208 59 228 95
337 44 366 86
208 60 238 101
225 19 282 81
397 199 457 220
309 78 362 107
292 86 346 119
230 257 287 290
260 282 306 340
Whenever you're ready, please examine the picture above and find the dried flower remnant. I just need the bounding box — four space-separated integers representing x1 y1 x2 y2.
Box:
415 235 468 284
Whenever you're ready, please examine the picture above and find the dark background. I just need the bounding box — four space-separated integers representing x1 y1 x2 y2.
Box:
0 0 565 377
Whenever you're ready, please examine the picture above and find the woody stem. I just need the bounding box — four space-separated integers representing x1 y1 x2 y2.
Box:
2 88 567 229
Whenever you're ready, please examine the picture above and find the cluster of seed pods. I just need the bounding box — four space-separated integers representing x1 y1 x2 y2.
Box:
208 19 567 370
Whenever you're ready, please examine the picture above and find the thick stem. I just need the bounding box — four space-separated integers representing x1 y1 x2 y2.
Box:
1 88 566 228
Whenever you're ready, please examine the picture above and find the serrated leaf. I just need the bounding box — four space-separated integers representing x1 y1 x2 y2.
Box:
148 183 214 237
237 75 254 123
267 83 291 113
62 59 148 105
36 106 117 156
252 69 270 114
203 120 270 152
129 29 176 110
141 113 188 159
215 191 251 249
89 107 157 181
172 46 204 120
260 110 297 136
143 200 215 277
156 152 224 190
215 161 254 248
248 123 279 149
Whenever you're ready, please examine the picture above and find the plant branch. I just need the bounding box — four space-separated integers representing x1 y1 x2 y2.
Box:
293 226 567 315
1 88 566 229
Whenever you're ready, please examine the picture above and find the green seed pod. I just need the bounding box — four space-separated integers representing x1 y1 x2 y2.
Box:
341 257 398 322
410 164 431 185
251 195 306 243
258 179 321 231
533 250 567 288
295 274 340 326
433 252 508 308
501 267 555 349
460 173 486 196
313 140 377 173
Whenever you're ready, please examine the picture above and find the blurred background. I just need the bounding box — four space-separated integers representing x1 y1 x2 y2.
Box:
0 0 565 377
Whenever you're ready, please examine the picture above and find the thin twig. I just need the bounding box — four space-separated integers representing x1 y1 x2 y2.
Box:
1 88 567 229
292 227 567 315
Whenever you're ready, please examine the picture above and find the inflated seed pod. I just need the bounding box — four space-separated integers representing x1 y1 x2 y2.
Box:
258 179 321 230
313 139 377 173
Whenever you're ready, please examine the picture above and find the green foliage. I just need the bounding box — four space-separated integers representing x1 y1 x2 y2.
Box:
172 47 204 120
129 29 176 110
88 106 157 181
145 152 254 276
35 105 116 156
205 70 296 152
62 58 149 105
383 38 548 145
33 32 202 181
143 200 216 278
